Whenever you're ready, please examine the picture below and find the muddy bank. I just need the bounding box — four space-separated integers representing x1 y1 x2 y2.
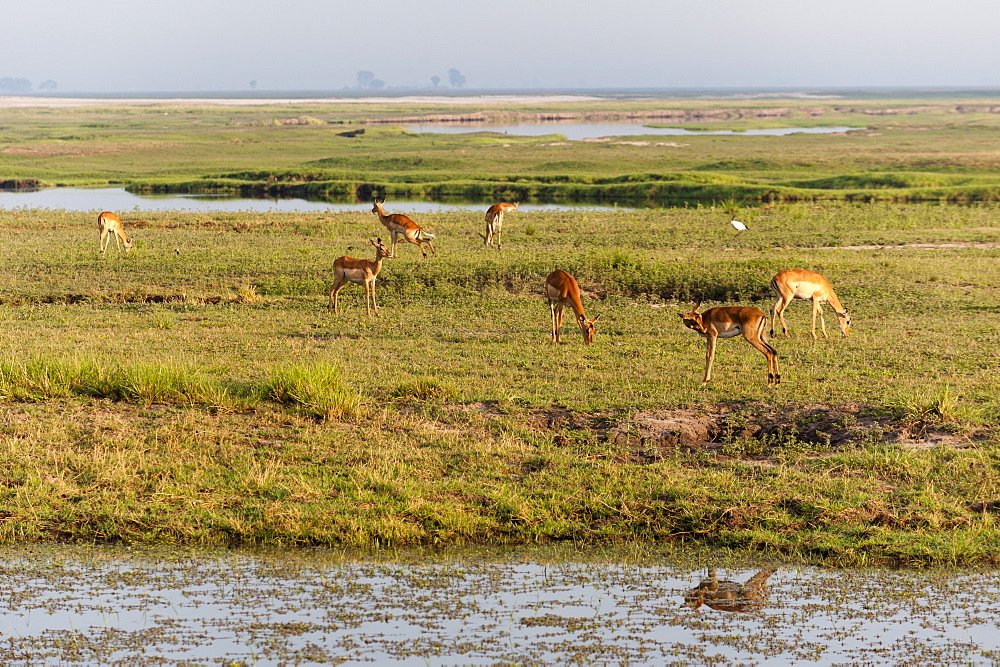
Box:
499 402 983 462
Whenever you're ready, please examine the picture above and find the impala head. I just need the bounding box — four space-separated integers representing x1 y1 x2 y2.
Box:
371 198 385 214
123 237 133 253
837 309 851 337
678 300 707 333
577 313 600 345
371 237 391 258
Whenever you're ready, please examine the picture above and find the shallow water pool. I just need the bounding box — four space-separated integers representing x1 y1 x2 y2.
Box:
0 545 993 664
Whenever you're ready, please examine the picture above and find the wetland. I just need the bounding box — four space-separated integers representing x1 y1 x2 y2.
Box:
3 92 1000 660
1 544 997 664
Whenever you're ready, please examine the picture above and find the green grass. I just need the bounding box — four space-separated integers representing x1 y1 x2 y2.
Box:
4 96 1000 203
4 93 1000 561
0 202 998 562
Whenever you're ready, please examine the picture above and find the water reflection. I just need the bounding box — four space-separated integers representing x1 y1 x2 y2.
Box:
0 545 996 664
683 568 775 612
0 187 628 214
404 122 862 140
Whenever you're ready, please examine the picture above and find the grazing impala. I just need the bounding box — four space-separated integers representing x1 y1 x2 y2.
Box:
679 301 780 385
770 269 850 338
328 238 391 317
545 270 599 344
371 199 436 258
97 211 133 254
481 202 518 250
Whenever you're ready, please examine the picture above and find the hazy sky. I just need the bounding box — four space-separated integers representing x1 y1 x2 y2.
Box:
4 0 999 92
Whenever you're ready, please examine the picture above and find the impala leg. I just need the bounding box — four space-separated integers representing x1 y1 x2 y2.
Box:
771 297 785 337
99 229 109 253
370 280 379 317
549 300 556 343
814 300 828 338
328 278 346 313
777 297 793 337
703 334 717 385
550 301 561 343
746 336 781 385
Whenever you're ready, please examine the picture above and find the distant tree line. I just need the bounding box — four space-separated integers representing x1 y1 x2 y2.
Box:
354 69 466 90
0 78 57 92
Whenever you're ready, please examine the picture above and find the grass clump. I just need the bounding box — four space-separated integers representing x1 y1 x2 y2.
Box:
261 363 363 420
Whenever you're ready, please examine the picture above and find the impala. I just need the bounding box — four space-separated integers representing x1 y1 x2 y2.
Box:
371 199 436 258
328 238 391 317
679 301 780 385
770 269 851 338
545 269 599 344
97 211 133 254
481 202 518 250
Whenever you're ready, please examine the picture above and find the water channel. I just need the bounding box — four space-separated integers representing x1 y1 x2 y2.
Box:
0 545 993 664
0 187 626 214
403 122 862 140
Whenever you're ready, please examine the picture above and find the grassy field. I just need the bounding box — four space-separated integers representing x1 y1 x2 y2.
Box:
0 197 1000 564
2 95 1000 203
3 93 1000 563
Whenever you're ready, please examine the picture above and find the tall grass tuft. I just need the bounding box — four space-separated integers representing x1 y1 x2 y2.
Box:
262 363 364 420
0 357 96 401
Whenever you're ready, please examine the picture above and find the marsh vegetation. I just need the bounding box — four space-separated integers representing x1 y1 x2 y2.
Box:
3 96 1000 205
2 96 1000 565
0 199 996 564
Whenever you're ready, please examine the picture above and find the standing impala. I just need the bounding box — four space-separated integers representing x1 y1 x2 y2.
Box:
770 269 851 338
481 202 518 250
545 270 599 344
97 211 133 254
679 301 780 385
328 238 391 317
371 199 435 258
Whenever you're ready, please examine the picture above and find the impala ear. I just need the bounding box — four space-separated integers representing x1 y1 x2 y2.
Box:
591 314 601 323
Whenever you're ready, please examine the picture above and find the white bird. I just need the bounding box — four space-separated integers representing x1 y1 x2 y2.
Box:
730 219 748 231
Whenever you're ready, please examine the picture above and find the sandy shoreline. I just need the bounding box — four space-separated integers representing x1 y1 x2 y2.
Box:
0 95 604 108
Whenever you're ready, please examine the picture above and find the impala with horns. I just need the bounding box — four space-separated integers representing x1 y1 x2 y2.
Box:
328 238 391 317
480 202 518 250
770 269 850 339
679 301 780 385
371 199 435 258
97 211 133 254
545 270 599 344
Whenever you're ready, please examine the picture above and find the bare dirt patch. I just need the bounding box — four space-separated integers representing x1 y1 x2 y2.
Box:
462 401 982 461
476 402 981 465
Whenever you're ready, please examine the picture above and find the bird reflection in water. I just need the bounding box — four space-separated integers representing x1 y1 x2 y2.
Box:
683 568 776 612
